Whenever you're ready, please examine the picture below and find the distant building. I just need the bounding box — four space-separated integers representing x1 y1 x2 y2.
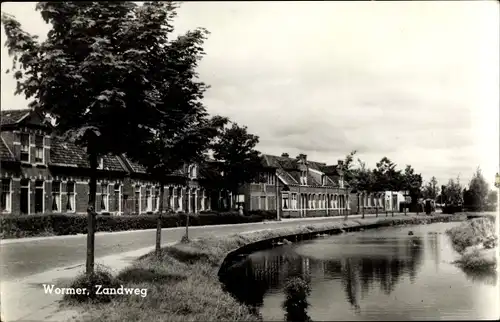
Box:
0 109 214 215
240 153 351 217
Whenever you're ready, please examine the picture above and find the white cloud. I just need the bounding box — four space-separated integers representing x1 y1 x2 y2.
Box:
1 1 499 187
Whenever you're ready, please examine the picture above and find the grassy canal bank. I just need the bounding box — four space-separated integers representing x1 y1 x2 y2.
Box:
64 214 465 322
446 216 498 272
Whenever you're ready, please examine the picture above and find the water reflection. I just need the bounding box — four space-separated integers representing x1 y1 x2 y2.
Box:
457 262 498 287
283 276 312 322
222 235 424 313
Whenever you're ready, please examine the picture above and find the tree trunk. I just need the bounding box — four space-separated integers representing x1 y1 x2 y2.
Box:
344 195 348 220
375 194 379 218
391 193 395 217
156 183 165 257
86 146 98 275
185 210 189 240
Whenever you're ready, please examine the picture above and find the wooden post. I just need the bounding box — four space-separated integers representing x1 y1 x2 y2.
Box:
155 184 164 257
86 147 98 275
185 211 189 240
276 172 281 221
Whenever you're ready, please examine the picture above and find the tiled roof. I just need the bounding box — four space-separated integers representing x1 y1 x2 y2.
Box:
276 168 298 185
50 137 127 172
262 153 345 187
0 109 30 126
321 165 340 175
120 155 188 176
0 136 15 161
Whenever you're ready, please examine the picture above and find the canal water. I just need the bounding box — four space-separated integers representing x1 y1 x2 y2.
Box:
221 222 498 321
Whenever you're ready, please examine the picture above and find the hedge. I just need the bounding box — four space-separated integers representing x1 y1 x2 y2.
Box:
0 210 278 239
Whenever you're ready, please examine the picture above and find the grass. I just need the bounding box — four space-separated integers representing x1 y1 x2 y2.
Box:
446 217 498 271
63 214 462 322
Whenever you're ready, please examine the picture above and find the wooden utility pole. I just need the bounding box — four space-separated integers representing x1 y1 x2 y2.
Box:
275 172 281 221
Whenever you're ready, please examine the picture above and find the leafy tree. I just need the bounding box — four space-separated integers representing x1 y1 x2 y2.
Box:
422 176 439 200
342 150 358 184
210 122 265 210
487 190 498 208
373 157 402 215
131 110 227 254
1 2 208 273
350 159 376 218
402 165 423 213
444 176 463 206
467 167 489 211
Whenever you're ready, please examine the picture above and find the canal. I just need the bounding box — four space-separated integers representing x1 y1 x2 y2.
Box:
221 222 498 320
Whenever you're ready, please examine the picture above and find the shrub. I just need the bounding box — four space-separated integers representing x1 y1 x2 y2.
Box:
64 266 122 303
0 210 274 239
446 217 496 253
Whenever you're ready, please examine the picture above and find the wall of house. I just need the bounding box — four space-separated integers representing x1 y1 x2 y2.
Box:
1 171 210 216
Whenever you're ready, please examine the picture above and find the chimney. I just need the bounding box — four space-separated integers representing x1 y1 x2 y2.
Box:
337 160 344 167
296 154 307 162
281 153 289 158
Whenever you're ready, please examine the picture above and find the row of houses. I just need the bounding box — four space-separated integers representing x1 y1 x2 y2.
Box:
0 109 403 217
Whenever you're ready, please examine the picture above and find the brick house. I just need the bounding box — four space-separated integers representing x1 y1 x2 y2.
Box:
240 153 352 217
0 109 213 215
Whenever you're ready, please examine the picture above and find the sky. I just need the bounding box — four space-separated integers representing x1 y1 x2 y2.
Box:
1 1 499 188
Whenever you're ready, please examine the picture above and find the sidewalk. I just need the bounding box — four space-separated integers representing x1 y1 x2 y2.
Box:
0 213 409 322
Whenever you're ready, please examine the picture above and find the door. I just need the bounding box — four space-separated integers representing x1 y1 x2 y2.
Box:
20 179 29 214
35 181 44 213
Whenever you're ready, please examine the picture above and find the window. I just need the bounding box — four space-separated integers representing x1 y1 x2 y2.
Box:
322 176 326 185
35 135 44 163
189 165 197 179
134 185 141 213
291 193 297 209
339 175 344 188
52 181 61 212
177 187 182 211
35 180 44 213
114 184 121 213
201 189 206 211
300 171 307 185
282 193 289 209
145 186 152 211
260 196 267 210
100 183 109 211
97 158 104 170
20 133 30 162
66 182 75 212
1 179 12 212
267 173 275 185
154 187 160 211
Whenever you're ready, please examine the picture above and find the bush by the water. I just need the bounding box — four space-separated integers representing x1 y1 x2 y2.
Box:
446 217 497 253
0 210 277 239
446 217 497 272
